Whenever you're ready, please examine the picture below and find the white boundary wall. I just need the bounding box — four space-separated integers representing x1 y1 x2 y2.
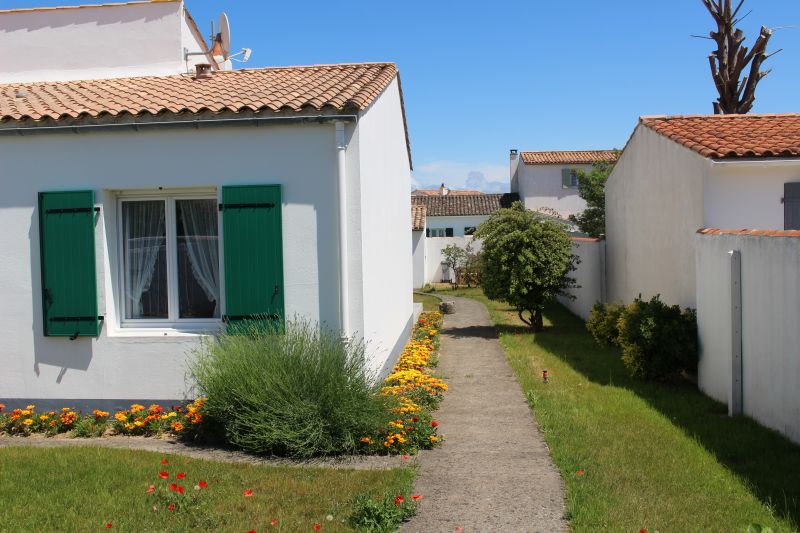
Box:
696 231 800 444
424 236 482 284
558 238 605 320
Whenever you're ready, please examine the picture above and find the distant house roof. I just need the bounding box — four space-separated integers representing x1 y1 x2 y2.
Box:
411 205 426 231
641 114 800 159
698 228 800 237
0 63 399 123
411 183 483 196
520 150 619 165
412 193 519 217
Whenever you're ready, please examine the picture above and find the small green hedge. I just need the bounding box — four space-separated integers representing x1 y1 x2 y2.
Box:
587 296 698 380
189 320 393 458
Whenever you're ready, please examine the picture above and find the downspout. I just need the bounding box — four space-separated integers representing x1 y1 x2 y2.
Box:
336 121 350 337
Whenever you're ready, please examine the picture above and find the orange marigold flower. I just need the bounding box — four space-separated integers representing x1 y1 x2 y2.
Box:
171 421 184 432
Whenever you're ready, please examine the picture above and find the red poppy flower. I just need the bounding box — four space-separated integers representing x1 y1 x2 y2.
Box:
159 472 169 479
312 524 321 531
146 485 155 494
198 480 208 489
271 519 278 526
244 489 253 497
411 495 422 502
105 525 112 529
169 483 178 492
455 528 463 532
577 469 584 476
402 455 410 461
639 530 647 533
161 459 168 465
176 472 186 479
412 416 419 422
247 530 256 533
430 420 439 427
167 504 176 511
177 485 185 495
394 495 404 506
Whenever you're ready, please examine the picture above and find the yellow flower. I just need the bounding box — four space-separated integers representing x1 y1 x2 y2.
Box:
430 435 439 442
123 423 134 430
114 412 128 422
22 419 33 426
39 415 49 421
130 404 145 413
20 410 31 416
26 404 35 410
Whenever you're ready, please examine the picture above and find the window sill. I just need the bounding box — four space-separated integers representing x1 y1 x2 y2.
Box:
108 324 221 338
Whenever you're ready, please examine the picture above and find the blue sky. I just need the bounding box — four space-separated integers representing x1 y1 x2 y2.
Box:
4 0 800 191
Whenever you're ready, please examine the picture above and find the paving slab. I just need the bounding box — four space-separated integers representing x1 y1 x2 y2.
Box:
402 296 567 533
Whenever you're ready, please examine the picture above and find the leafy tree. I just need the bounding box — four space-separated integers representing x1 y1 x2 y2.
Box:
568 157 617 238
462 242 481 288
440 244 466 287
475 202 577 331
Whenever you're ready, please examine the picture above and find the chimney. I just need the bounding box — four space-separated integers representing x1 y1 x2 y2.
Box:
510 148 518 161
439 183 449 196
194 63 213 79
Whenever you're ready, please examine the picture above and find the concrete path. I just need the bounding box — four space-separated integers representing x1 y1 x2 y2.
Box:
402 296 567 533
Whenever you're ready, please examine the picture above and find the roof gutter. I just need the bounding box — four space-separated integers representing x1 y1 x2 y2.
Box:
710 157 800 168
0 114 359 136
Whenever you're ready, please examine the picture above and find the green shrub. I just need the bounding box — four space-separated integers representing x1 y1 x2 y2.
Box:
349 492 419 533
586 301 625 346
188 320 393 458
616 295 698 380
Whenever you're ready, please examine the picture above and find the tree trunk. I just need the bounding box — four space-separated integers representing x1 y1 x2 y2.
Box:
533 308 544 332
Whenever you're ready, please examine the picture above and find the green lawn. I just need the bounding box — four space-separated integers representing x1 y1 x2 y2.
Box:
0 446 414 532
446 288 800 533
413 292 440 313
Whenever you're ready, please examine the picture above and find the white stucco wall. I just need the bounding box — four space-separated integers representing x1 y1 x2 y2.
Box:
412 230 425 289
606 125 708 308
0 122 354 401
557 238 605 320
356 77 414 377
705 161 800 229
0 1 207 83
425 215 489 237
696 232 800 444
515 163 590 218
424 236 482 284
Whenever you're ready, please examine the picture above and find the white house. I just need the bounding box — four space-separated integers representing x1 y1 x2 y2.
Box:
0 0 215 83
0 2 413 410
410 193 519 286
510 149 619 218
606 113 800 309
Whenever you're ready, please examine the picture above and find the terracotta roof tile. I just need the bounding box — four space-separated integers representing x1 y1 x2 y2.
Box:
411 193 519 217
0 63 399 123
411 205 426 231
698 228 800 237
642 114 800 159
520 150 619 165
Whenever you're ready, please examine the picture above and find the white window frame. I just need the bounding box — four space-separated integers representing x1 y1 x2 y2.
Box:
116 189 223 333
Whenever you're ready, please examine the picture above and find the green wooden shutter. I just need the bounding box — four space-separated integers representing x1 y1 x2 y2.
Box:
221 185 285 332
38 190 101 338
562 168 573 189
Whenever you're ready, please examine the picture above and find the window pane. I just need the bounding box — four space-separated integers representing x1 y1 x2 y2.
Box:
123 201 167 319
176 199 220 318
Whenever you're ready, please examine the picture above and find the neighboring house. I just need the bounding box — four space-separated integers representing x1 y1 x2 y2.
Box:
0 0 215 83
412 183 483 197
411 205 427 289
606 113 800 308
509 149 619 218
0 3 413 408
410 193 518 285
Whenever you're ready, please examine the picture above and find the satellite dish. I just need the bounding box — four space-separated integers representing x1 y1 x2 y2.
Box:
218 13 231 59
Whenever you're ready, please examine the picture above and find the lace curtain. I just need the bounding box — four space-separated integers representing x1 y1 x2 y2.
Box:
123 201 166 319
178 200 220 317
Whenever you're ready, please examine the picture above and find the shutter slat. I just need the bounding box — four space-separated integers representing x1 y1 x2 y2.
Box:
39 191 100 338
221 185 285 332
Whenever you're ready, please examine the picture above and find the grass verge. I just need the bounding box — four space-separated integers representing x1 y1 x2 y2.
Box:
446 288 800 532
0 446 414 532
412 292 440 313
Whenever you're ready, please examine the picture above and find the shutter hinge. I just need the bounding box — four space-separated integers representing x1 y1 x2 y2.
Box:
45 207 101 214
218 202 275 211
